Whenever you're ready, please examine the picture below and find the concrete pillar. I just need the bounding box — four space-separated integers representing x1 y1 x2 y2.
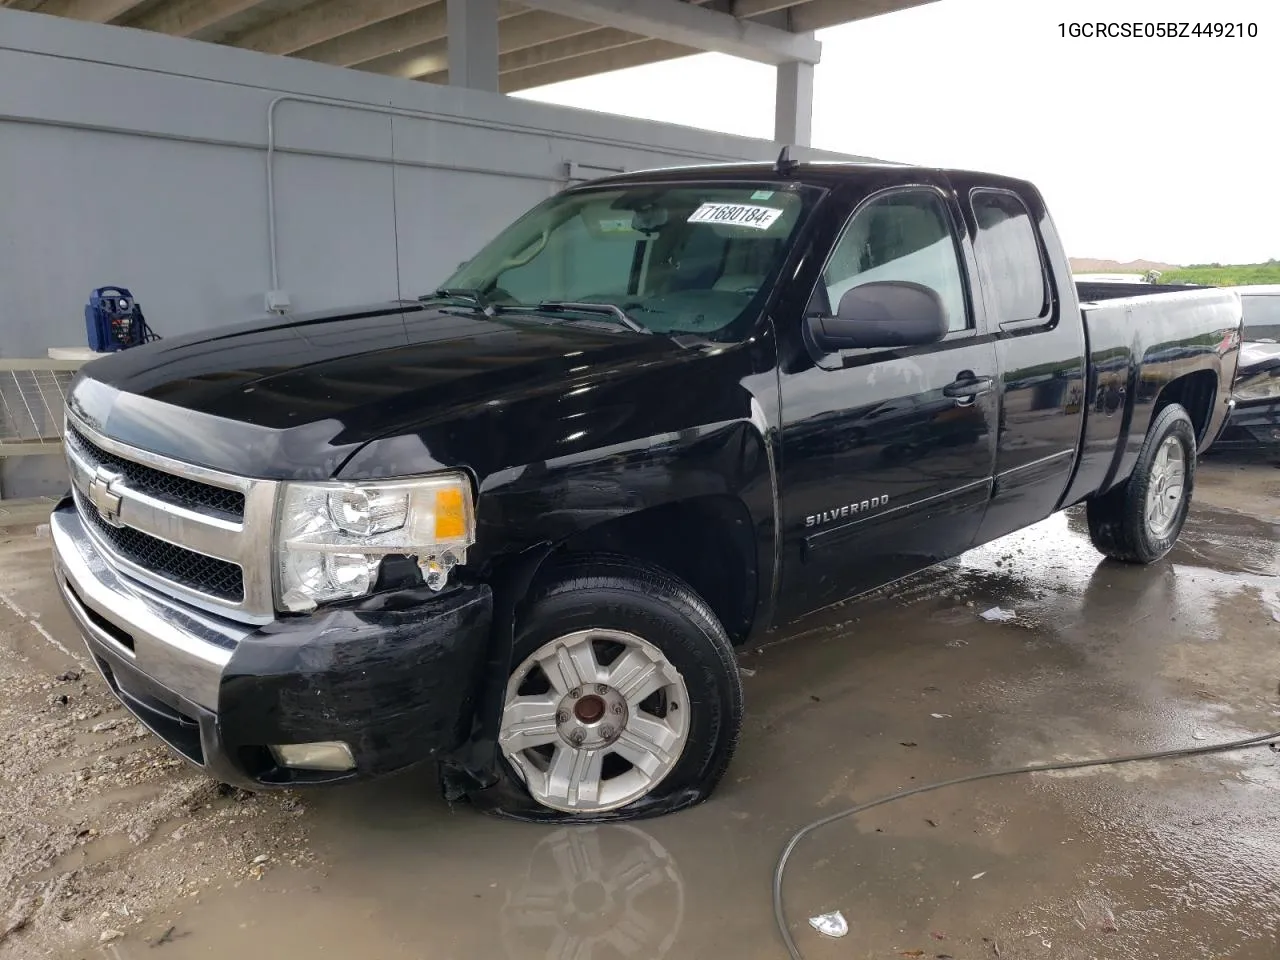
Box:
774 60 813 146
447 0 499 92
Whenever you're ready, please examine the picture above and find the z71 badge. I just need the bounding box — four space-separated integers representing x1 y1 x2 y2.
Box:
805 495 889 528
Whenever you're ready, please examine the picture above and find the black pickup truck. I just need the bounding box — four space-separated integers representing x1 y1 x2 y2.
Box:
51 159 1243 823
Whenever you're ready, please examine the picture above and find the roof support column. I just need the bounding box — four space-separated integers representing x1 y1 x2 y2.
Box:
447 0 499 92
774 59 813 146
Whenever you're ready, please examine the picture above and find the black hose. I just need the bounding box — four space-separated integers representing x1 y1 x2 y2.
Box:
773 729 1280 960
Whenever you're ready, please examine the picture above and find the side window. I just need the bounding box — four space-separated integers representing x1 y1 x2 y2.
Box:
822 190 970 333
970 190 1049 323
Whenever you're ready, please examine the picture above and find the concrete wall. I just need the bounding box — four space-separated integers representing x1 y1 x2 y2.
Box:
0 7 864 358
0 8 867 499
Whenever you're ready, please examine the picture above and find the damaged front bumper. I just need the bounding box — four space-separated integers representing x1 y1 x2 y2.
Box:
50 500 493 791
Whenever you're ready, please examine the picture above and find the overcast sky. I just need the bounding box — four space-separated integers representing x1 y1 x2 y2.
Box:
517 0 1276 266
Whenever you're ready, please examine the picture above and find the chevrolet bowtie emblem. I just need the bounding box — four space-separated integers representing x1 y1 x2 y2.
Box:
87 468 124 527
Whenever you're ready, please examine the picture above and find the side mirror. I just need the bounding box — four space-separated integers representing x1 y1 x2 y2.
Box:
807 280 949 351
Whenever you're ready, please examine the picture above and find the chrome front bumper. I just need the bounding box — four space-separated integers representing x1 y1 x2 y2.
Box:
50 502 252 712
52 496 496 791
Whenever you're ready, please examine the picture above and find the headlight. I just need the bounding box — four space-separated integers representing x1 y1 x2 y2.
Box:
275 472 475 612
1233 370 1280 403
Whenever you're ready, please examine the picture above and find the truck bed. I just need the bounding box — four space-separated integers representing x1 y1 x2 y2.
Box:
1063 286 1243 505
1074 281 1206 302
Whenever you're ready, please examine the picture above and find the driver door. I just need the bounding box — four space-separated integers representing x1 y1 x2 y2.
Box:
775 184 999 621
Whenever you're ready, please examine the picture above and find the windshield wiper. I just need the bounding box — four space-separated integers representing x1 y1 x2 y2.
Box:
533 301 650 335
419 288 498 316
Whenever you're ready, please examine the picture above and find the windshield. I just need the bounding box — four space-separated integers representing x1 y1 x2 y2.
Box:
439 182 819 338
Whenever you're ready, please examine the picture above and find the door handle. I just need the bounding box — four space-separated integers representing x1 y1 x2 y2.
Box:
942 376 994 405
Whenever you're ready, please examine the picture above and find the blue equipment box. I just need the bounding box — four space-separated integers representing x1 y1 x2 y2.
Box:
85 287 159 352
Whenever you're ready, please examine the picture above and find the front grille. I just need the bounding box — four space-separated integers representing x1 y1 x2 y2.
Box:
76 489 245 602
67 427 245 519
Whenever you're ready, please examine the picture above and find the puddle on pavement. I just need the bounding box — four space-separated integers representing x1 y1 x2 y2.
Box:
34 496 1280 960
91 813 695 960
40 738 146 778
62 782 169 820
82 748 1280 960
30 833 134 882
1174 508 1280 577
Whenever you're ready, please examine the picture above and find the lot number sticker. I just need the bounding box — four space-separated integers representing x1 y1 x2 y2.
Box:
688 202 783 230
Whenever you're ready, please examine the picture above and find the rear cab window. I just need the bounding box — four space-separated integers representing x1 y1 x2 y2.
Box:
969 189 1054 329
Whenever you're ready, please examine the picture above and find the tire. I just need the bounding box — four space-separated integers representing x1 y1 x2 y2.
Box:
1086 403 1197 563
496 555 743 819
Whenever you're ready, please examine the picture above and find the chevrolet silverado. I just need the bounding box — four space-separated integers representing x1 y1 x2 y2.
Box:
51 159 1244 822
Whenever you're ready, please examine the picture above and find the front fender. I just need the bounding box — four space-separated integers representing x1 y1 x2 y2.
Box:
438 413 779 820
471 409 779 608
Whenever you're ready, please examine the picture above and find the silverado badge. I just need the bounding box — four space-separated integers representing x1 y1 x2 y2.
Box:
805 495 889 528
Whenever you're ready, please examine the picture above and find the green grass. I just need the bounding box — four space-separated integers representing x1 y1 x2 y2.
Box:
1156 262 1280 286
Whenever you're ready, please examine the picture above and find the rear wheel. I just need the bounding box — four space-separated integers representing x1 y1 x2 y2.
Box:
497 556 742 818
1086 403 1197 563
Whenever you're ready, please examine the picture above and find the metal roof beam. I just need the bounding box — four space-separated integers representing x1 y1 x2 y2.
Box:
352 0 716 74
485 9 602 55
790 0 940 31
410 26 651 82
227 0 437 57
497 26 640 74
499 37 696 91
29 0 150 21
125 0 267 37
731 0 805 15
359 16 627 78
356 41 448 79
298 2 531 67
514 0 820 65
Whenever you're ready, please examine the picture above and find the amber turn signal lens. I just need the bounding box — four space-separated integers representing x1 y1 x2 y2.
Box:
435 486 467 540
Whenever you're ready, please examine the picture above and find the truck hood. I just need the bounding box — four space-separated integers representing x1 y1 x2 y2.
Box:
67 301 735 481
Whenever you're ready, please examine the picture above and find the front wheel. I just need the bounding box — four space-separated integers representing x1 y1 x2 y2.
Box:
496 556 743 819
1086 402 1197 563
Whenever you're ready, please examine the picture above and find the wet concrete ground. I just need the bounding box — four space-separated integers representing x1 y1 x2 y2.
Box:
2 460 1278 960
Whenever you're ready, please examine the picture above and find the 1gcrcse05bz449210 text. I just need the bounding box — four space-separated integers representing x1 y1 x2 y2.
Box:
1059 21 1257 38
